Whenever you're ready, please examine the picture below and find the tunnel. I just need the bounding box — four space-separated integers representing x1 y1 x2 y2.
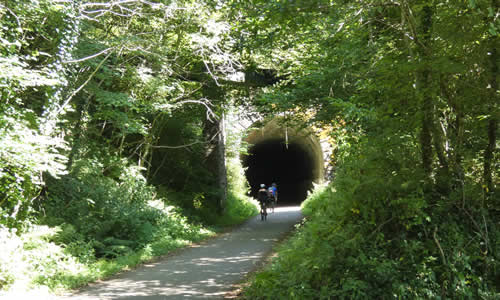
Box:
241 118 325 205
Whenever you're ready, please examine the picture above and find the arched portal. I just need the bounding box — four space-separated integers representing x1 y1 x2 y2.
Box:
242 118 325 205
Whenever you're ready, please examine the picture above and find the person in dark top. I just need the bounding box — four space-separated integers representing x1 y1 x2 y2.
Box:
257 184 269 219
258 184 268 204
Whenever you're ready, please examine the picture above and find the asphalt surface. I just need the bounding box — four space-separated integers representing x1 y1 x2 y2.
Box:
55 206 303 300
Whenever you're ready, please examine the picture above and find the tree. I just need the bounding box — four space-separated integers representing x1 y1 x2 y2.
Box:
225 0 500 296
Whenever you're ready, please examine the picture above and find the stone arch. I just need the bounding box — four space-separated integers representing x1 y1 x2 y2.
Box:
242 118 325 204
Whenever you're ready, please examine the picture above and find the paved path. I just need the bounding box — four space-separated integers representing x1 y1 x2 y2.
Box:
58 206 302 300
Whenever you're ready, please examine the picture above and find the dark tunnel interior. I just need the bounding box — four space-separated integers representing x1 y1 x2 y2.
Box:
242 139 316 205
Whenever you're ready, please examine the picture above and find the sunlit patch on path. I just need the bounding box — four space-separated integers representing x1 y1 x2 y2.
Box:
53 206 302 300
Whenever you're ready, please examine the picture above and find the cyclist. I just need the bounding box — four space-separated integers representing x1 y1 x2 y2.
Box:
258 184 269 220
267 183 278 213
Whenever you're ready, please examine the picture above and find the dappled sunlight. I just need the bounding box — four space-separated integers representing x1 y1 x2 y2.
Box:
54 208 303 300
193 253 264 264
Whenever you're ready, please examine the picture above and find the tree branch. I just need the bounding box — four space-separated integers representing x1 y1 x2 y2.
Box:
53 49 114 118
433 226 447 265
63 47 115 64
173 99 218 123
151 129 220 149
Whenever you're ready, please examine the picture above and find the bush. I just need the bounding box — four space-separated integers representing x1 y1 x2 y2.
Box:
0 226 18 290
217 157 259 226
1 158 217 294
153 156 258 227
42 158 171 257
0 225 88 294
0 113 67 231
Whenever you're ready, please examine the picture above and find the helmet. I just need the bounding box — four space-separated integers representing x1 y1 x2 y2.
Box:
260 184 265 188
272 183 277 187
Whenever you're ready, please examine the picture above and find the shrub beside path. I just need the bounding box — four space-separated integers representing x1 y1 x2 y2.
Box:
54 206 302 299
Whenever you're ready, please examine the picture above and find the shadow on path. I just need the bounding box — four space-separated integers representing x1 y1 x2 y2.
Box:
56 206 302 300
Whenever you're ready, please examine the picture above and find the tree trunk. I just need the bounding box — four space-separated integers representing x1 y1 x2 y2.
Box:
483 0 498 195
483 118 497 193
417 5 434 182
67 110 83 171
483 45 498 194
419 70 433 178
432 113 450 195
67 98 90 170
203 114 228 214
216 113 228 213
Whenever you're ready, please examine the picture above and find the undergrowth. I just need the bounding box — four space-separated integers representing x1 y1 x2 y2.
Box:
0 206 214 296
0 156 257 296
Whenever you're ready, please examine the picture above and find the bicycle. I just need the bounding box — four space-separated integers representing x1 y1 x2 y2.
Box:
269 197 275 213
260 200 268 221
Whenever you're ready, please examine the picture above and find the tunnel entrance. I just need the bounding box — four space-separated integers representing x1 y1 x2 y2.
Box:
241 118 325 205
243 139 316 205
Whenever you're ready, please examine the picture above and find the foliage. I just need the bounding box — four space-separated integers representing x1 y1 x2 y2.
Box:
0 0 250 296
244 175 499 299
148 114 218 208
0 218 213 294
1 0 498 297
1 0 244 229
232 1 499 297
0 112 67 230
0 225 87 294
217 157 259 226
0 150 249 294
0 0 72 230
41 156 200 257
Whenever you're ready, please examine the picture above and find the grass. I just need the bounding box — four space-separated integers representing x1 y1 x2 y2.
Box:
0 222 216 297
